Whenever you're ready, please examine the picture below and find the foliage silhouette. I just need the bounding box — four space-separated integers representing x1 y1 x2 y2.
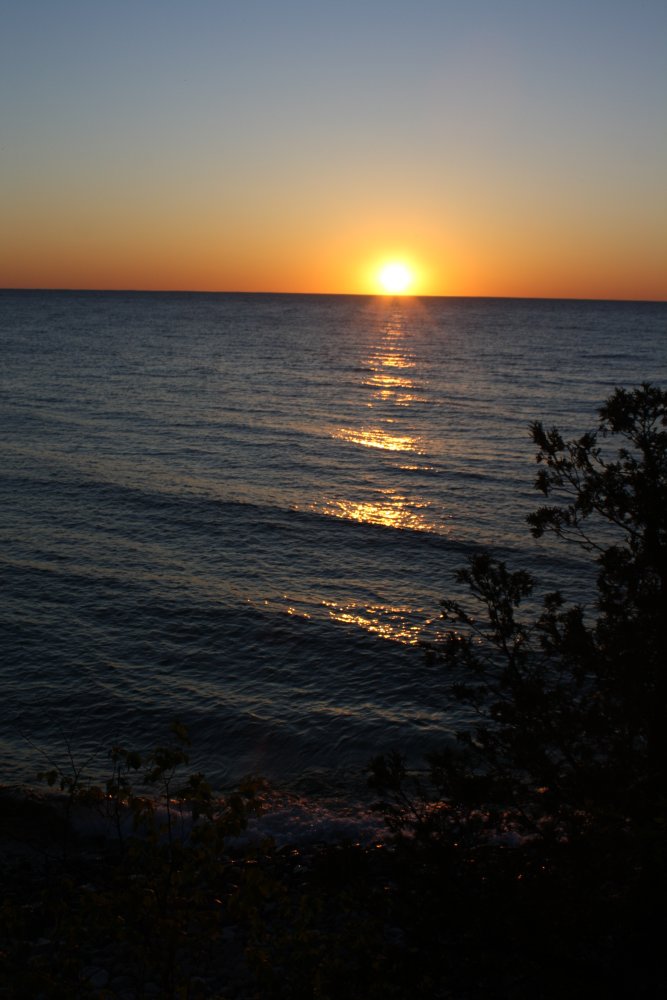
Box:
2 722 266 998
372 383 667 846
367 383 667 996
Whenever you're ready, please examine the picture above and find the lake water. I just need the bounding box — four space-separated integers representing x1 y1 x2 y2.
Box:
1 291 665 815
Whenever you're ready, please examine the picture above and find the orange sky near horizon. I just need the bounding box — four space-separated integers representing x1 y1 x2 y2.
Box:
4 190 665 301
4 220 664 302
2 2 666 302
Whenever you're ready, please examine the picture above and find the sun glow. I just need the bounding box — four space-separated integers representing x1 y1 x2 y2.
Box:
378 261 414 295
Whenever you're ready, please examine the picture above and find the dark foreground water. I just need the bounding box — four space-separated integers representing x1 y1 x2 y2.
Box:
1 291 665 815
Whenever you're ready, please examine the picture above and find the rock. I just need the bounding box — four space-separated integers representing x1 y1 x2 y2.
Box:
81 965 110 989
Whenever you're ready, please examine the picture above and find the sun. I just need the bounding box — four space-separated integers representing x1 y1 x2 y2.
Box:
378 261 413 295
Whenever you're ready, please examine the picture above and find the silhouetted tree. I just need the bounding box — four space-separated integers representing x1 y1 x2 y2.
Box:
372 383 667 846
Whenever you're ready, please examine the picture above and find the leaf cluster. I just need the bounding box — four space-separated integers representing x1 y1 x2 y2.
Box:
3 722 266 997
371 384 667 849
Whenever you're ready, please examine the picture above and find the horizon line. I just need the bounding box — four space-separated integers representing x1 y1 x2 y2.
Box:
1 287 666 305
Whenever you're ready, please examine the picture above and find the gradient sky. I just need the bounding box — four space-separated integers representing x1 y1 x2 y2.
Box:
1 0 666 298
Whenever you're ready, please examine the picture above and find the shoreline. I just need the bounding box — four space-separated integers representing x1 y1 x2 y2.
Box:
2 784 665 998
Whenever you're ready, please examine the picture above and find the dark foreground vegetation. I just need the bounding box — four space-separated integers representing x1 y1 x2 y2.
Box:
2 384 666 998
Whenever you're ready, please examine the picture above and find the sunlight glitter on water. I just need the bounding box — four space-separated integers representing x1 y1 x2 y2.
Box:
368 352 414 369
317 493 435 532
334 427 423 453
366 373 417 406
321 600 436 645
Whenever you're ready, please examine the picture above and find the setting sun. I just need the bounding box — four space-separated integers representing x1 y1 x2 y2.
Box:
378 262 413 295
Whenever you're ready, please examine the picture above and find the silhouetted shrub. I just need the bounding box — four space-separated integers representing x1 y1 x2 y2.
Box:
370 384 667 995
373 383 666 843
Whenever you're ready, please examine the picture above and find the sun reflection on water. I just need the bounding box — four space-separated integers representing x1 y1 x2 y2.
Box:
368 352 413 369
365 370 418 406
319 492 433 532
368 374 411 388
258 593 439 648
322 303 438 531
322 600 435 645
335 427 423 453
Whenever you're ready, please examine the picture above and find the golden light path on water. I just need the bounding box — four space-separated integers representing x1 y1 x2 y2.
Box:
322 600 438 645
368 351 412 368
333 308 425 457
304 301 443 645
263 594 440 646
257 300 454 648
366 374 416 405
318 494 434 533
334 427 422 453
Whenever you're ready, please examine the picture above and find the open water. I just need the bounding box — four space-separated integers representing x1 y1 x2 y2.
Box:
1 291 665 815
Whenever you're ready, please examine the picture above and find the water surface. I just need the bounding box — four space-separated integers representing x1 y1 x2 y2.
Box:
1 291 665 798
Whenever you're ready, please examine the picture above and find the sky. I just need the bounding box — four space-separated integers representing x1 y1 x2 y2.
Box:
1 0 666 299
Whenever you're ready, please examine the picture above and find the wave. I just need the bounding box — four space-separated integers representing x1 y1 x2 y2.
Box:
2 292 664 800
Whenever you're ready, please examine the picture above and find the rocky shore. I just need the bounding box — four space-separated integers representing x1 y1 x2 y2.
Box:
2 784 666 999
0 786 403 999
